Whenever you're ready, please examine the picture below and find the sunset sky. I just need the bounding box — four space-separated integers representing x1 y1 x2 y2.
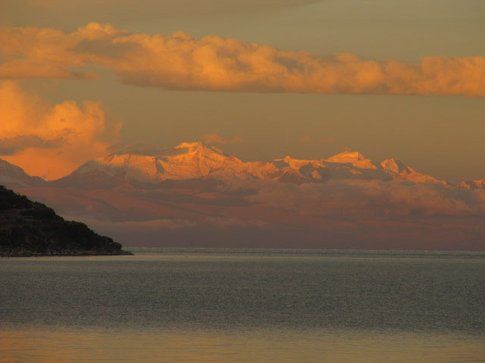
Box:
3 5 485 361
1 0 484 181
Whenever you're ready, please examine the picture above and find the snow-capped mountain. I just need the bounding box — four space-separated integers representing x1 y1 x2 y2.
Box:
58 142 273 185
380 157 446 185
459 179 485 190
3 142 483 250
55 141 443 187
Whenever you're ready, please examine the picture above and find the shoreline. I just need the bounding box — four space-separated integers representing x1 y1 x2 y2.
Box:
0 250 133 258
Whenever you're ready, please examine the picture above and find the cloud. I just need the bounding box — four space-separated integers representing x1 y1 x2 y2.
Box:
247 179 485 219
23 175 485 249
0 23 483 97
0 135 61 155
0 24 78 79
0 81 120 180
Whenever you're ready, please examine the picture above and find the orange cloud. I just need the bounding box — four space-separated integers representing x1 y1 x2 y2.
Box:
247 179 484 218
0 81 120 180
0 23 118 80
0 23 483 97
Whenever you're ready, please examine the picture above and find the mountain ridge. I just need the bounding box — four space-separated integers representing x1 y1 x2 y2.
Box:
51 141 453 187
1 143 484 250
0 142 481 190
0 159 45 188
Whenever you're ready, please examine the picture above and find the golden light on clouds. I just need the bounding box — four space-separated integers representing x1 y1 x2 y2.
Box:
0 23 484 97
0 81 120 180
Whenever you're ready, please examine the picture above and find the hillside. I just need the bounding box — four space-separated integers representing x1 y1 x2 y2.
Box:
0 185 131 257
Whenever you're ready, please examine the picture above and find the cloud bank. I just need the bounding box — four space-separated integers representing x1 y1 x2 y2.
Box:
0 23 483 97
22 176 485 250
0 81 120 179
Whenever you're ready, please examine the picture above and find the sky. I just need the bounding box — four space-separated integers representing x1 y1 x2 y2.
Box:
0 0 484 181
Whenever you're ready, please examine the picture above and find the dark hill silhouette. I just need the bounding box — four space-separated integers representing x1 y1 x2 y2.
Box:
0 185 131 257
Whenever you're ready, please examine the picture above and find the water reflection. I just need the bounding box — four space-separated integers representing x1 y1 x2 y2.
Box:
2 327 484 362
2 250 485 362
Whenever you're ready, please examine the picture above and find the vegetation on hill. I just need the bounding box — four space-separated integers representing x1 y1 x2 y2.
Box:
0 185 131 257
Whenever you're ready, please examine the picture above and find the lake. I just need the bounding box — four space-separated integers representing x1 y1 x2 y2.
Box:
1 249 484 362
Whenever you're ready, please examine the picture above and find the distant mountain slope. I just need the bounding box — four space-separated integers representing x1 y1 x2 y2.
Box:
0 158 45 188
2 142 484 250
0 185 130 257
56 141 444 187
459 179 485 190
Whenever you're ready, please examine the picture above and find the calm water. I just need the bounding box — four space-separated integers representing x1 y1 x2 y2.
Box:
1 249 484 362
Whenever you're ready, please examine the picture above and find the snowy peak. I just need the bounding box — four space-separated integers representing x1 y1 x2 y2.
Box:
379 158 445 185
459 179 485 190
172 141 227 161
164 141 233 176
380 158 408 174
55 141 456 187
270 156 326 182
272 156 323 171
326 151 377 170
174 141 221 153
63 141 246 184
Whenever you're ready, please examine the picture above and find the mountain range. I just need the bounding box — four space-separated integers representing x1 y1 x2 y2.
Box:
1 142 484 250
57 142 446 186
